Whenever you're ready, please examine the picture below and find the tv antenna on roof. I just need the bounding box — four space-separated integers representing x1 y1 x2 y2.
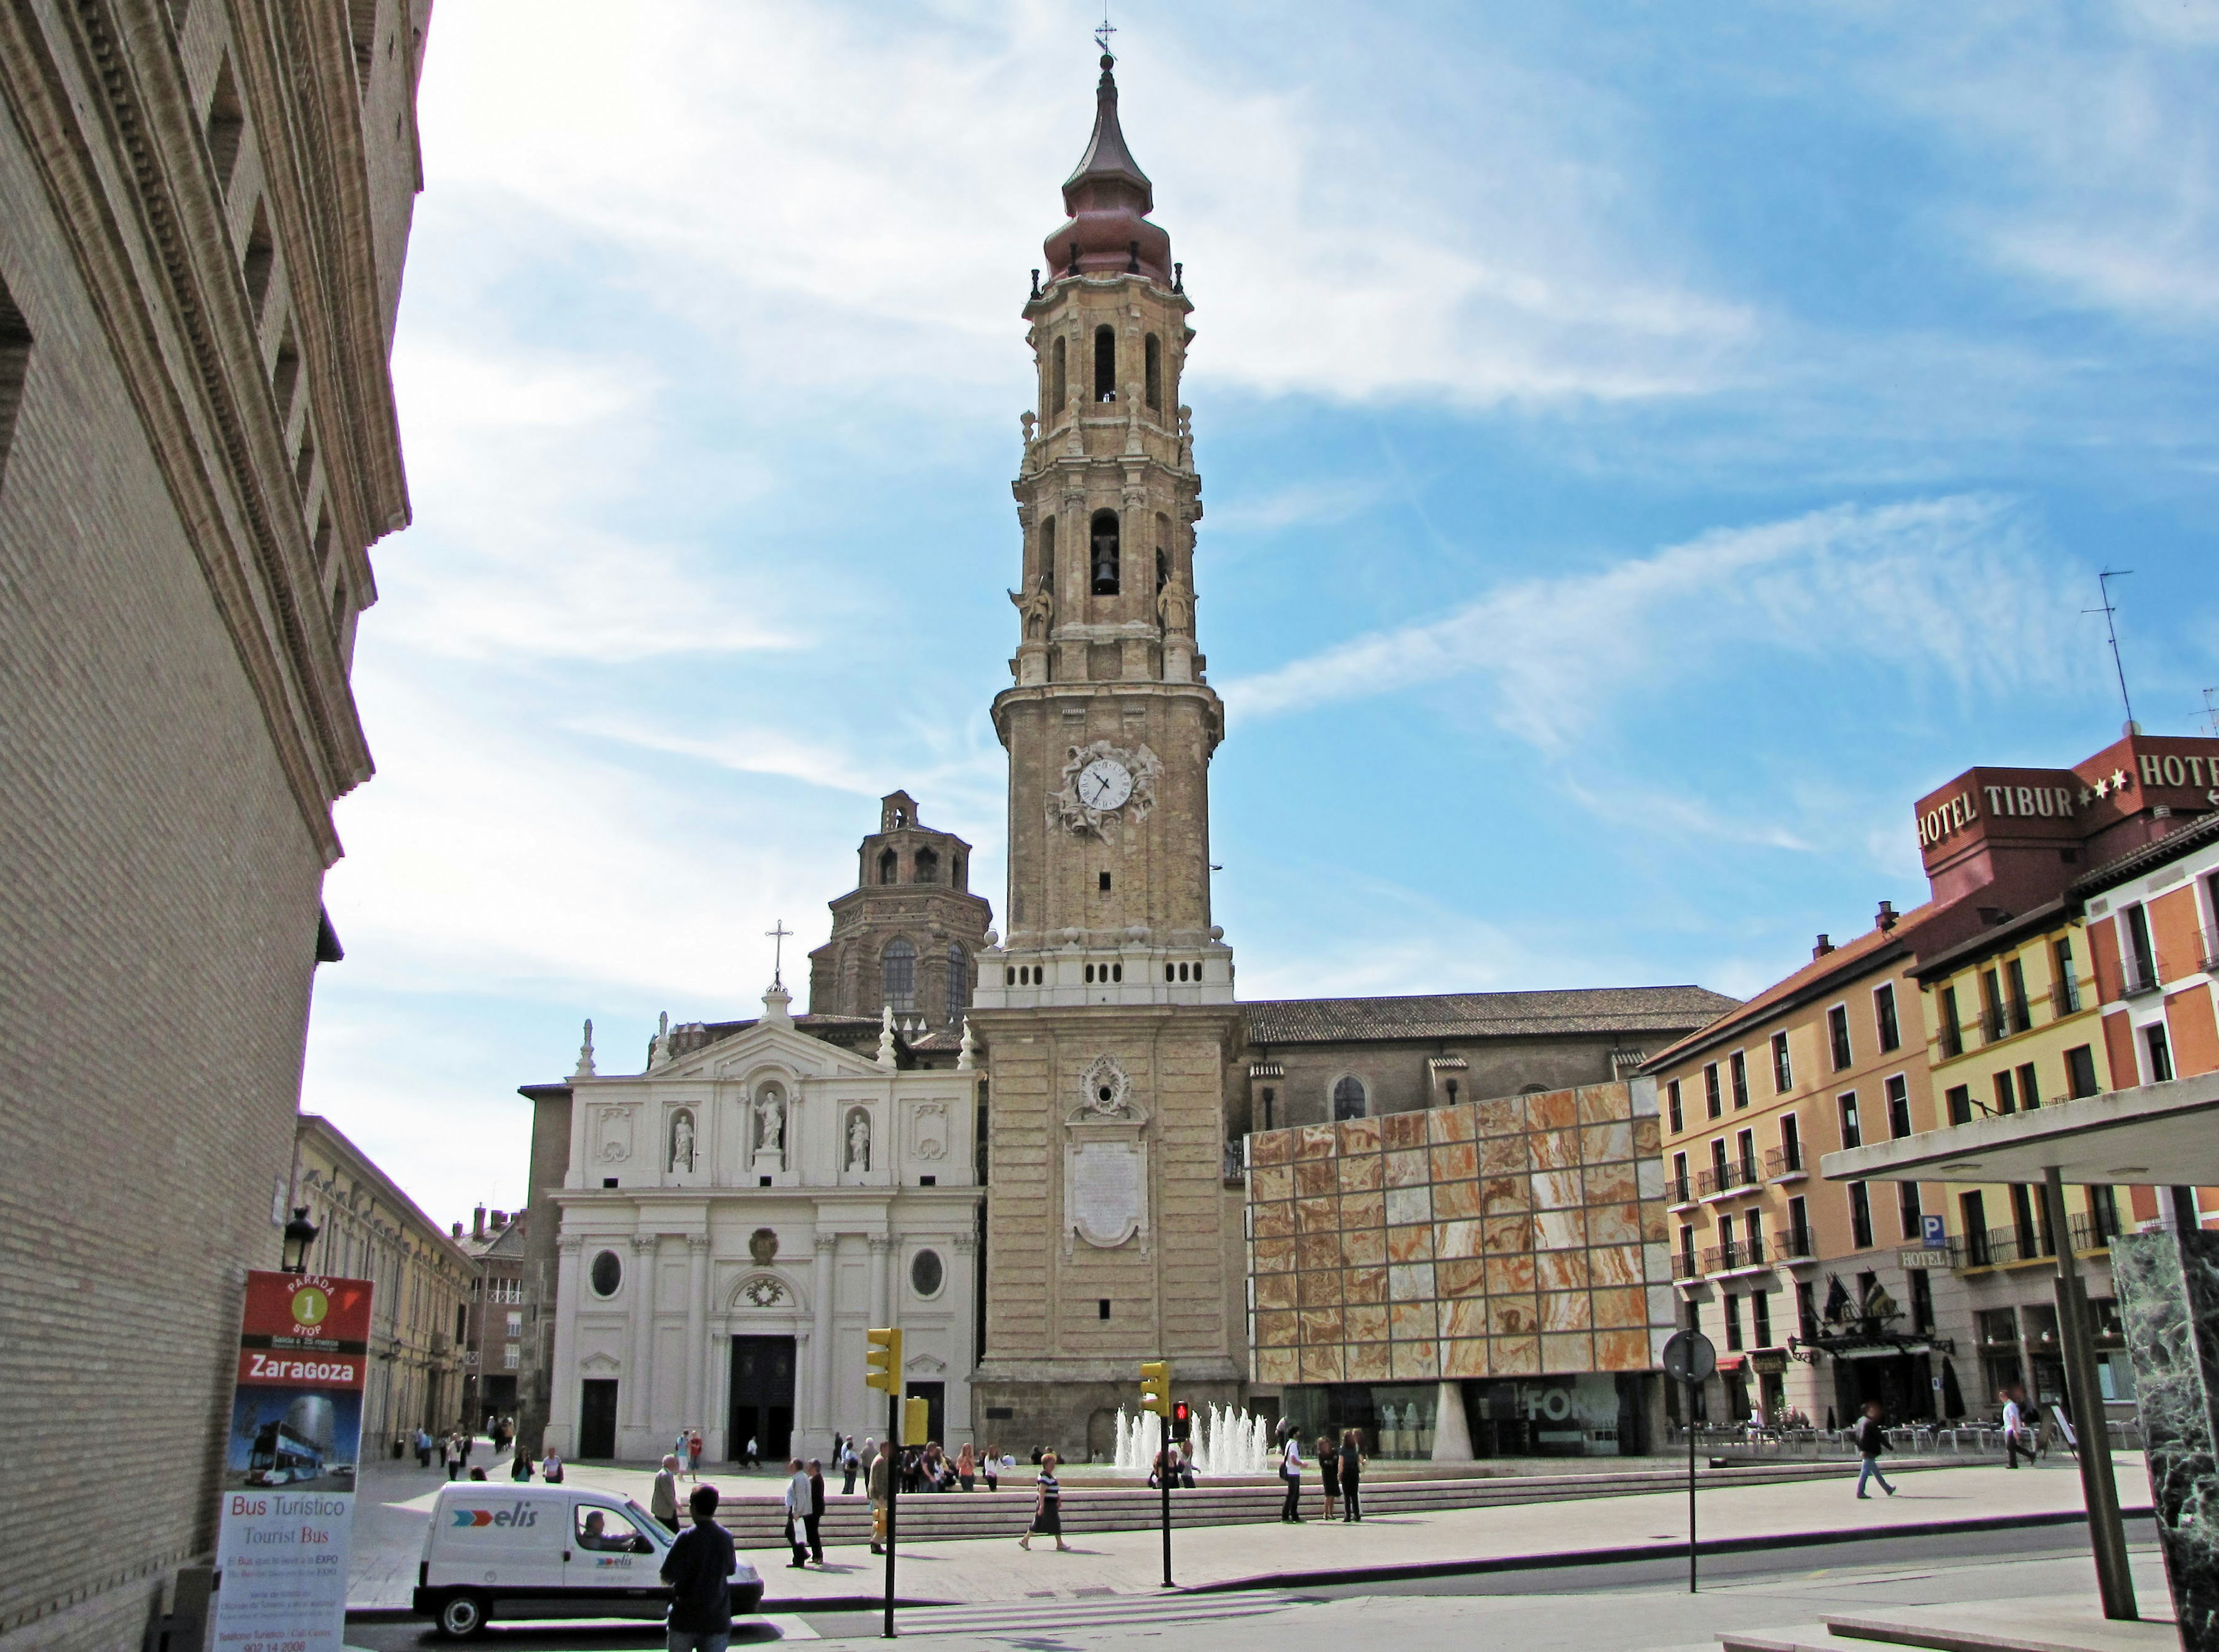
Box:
2085 569 2138 736
1095 9 1116 58
2203 687 2219 739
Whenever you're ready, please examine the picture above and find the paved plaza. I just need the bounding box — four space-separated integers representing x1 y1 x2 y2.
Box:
350 1440 2152 1614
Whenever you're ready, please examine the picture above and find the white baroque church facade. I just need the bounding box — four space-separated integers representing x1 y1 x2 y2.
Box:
542 983 982 1462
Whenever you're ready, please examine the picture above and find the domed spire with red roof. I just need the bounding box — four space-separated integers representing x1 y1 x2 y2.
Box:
1044 49 1173 286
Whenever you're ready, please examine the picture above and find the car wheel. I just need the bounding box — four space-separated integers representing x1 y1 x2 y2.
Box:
436 1592 488 1638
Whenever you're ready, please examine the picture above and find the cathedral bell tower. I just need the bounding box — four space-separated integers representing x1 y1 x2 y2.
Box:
970 49 1245 1450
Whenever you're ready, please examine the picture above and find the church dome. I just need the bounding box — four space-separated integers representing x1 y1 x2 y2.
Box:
1042 55 1173 286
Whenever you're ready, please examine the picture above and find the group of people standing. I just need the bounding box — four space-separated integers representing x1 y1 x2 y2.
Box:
1275 1426 1366 1523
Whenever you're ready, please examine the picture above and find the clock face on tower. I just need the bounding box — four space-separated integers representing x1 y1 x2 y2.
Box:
1076 758 1134 812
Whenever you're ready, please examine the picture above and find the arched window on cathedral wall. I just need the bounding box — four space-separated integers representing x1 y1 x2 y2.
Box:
882 939 916 1013
1145 333 1162 411
947 944 970 1019
877 848 897 886
1052 336 1067 412
912 847 939 884
1094 325 1116 402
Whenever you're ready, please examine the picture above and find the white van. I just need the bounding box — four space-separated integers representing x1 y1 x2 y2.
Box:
413 1484 765 1637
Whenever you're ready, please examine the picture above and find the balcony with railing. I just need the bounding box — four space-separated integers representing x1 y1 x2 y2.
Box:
1703 1234 1771 1276
1223 1141 1246 1185
2068 1210 2124 1254
1672 1249 1702 1283
1667 1175 1697 1209
1697 1160 1761 1200
1981 1003 2006 1043
2121 952 2162 998
2006 995 2032 1035
1773 1226 1818 1266
1963 1226 2058 1269
2051 976 2083 1017
1939 1018 1964 1059
1765 1144 1806 1183
2202 926 2219 977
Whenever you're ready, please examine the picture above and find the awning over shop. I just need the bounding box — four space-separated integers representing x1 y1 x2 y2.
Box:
1819 1070 2219 1186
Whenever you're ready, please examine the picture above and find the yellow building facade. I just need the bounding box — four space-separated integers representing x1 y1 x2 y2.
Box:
294 1114 476 1454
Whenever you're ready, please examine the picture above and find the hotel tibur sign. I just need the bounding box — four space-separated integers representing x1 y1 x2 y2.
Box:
212 1271 374 1652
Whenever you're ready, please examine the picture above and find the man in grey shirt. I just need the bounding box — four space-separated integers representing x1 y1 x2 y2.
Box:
651 1454 682 1531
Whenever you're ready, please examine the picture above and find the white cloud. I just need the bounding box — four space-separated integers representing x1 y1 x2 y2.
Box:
409 0 1753 410
1220 495 2084 748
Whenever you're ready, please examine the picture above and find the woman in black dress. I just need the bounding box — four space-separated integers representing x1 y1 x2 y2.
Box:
1338 1429 1364 1522
1317 1434 1339 1521
1019 1450 1070 1551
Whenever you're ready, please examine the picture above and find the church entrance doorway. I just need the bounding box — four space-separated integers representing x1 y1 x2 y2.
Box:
728 1336 796 1463
578 1379 618 1459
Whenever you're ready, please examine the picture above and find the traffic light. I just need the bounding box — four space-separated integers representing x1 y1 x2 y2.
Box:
1139 1359 1171 1417
903 1395 929 1447
865 1327 902 1394
1171 1399 1192 1442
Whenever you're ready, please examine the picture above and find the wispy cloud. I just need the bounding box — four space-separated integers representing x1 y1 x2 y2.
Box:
1221 496 2084 748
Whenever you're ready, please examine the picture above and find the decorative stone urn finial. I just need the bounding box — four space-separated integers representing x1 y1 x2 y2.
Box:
574 1019 596 1079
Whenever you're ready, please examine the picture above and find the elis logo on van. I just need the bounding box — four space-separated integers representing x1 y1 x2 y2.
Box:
451 1504 539 1528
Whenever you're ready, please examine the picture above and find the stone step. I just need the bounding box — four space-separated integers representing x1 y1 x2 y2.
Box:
709 1458 1862 1548
1716 1627 1840 1652
1713 1607 2180 1652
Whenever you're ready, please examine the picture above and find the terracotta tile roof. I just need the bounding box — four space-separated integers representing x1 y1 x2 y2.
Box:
1241 985 1739 1047
1642 902 1947 1071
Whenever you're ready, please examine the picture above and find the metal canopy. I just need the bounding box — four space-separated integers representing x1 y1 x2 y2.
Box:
1820 1070 2219 1186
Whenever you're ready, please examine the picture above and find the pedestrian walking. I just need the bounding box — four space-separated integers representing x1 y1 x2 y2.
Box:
1853 1401 1897 1499
660 1483 736 1652
541 1447 564 1484
1277 1429 1304 1523
1018 1451 1068 1551
868 1441 890 1556
2002 1384 2035 1468
1317 1434 1339 1520
674 1430 692 1479
689 1428 705 1478
841 1439 859 1495
510 1446 532 1482
459 1430 474 1471
651 1455 682 1532
783 1458 812 1568
806 1458 826 1564
415 1426 432 1469
442 1432 459 1480
1338 1429 1365 1522
745 1434 760 1470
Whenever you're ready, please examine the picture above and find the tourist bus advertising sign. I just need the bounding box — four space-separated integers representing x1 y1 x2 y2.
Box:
211 1270 374 1652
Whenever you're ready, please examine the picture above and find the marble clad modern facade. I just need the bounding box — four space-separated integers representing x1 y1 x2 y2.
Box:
543 985 981 1465
1248 1082 1678 1453
2109 1226 2219 1652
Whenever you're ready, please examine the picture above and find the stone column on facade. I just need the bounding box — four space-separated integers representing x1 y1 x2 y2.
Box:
548 1235 585 1453
686 1233 711 1435
626 1235 658 1434
869 1233 895 1338
810 1232 838 1441
2112 1224 2219 1650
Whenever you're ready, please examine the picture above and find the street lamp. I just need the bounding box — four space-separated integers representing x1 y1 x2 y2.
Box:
281 1206 321 1275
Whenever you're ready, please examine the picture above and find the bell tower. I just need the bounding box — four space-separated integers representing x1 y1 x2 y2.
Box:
971 48 1246 1453
977 47 1230 1003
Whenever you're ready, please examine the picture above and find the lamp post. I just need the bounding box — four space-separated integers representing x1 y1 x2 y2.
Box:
281 1207 321 1275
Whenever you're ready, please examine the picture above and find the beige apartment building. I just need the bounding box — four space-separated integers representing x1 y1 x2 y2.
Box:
0 2 431 1644
294 1115 475 1454
1649 904 1960 1428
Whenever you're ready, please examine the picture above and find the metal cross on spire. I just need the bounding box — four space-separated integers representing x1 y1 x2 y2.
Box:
1095 8 1116 59
765 919 792 988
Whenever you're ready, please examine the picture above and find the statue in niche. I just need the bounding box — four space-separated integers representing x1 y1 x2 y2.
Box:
1010 573 1055 641
669 1108 696 1173
845 1109 871 1174
1156 565 1194 635
756 1090 785 1154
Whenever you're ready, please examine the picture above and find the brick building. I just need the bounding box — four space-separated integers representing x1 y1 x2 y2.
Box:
457 1207 528 1431
808 791 993 1032
0 1 429 1643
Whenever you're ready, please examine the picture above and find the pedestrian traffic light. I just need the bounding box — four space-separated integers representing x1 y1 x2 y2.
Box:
1171 1399 1192 1442
865 1327 901 1394
902 1394 929 1447
1139 1359 1171 1417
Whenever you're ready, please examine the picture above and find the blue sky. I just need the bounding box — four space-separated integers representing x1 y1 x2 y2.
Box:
300 1 2219 1228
